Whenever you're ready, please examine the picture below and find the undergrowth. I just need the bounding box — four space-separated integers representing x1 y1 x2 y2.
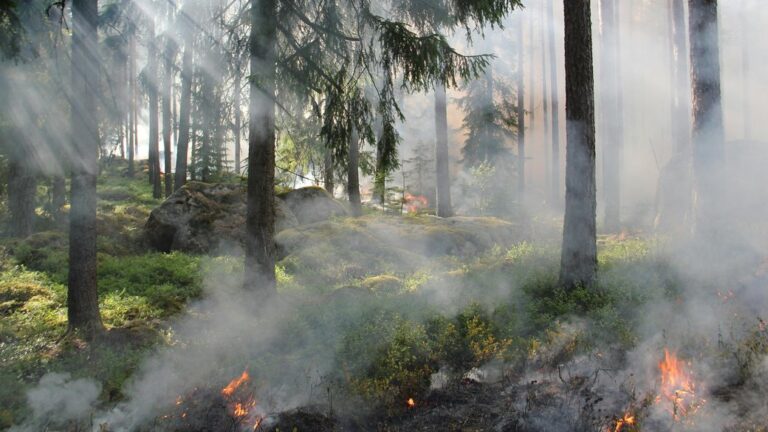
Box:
0 161 689 428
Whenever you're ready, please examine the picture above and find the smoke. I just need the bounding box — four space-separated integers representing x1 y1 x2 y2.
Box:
9 373 101 432
4 0 768 431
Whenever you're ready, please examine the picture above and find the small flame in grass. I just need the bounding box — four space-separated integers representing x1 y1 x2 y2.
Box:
232 398 257 418
404 193 428 214
657 348 705 421
406 398 415 408
611 412 635 432
221 370 263 429
222 370 250 397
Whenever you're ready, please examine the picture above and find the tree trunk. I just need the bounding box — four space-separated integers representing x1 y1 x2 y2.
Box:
51 175 66 223
200 64 213 182
244 0 277 293
233 62 242 175
527 6 536 184
434 82 453 217
559 0 597 290
670 0 691 154
540 0 551 196
68 0 103 337
516 14 525 197
740 0 749 140
374 135 386 205
347 126 362 216
600 0 622 232
324 149 334 195
7 157 36 238
148 20 161 198
190 73 198 181
688 0 725 241
162 37 176 197
127 30 136 178
547 0 562 206
174 40 193 191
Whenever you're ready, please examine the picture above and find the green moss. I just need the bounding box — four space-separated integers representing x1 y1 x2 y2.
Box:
98 253 202 314
361 275 403 295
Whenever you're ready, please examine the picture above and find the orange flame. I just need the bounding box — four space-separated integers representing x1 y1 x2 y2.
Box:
611 412 635 432
657 348 704 421
232 398 256 418
404 193 428 213
406 398 415 408
221 370 250 397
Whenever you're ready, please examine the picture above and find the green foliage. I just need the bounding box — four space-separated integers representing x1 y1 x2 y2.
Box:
98 253 202 314
0 0 21 59
341 313 434 407
426 303 512 373
0 162 681 425
458 68 518 167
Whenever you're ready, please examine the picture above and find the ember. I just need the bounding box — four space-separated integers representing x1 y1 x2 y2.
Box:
657 348 705 421
406 397 416 408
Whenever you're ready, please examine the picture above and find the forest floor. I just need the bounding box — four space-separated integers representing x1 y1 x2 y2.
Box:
2 161 768 431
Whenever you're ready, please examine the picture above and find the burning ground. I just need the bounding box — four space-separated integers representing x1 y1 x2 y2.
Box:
3 168 768 431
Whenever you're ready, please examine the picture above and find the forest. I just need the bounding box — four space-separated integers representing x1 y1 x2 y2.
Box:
0 0 766 430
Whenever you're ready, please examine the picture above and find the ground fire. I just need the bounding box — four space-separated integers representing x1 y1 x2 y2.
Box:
404 193 429 214
610 412 636 432
221 370 263 430
657 348 705 422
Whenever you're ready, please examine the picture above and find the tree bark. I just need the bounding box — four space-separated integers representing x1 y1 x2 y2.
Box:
127 30 136 178
68 0 103 337
374 136 386 205
148 20 161 198
559 0 597 290
740 0 750 140
600 0 622 232
324 149 334 195
174 40 193 191
516 14 525 197
7 157 36 238
527 6 536 183
162 37 176 197
547 0 562 207
434 82 453 217
233 61 242 175
200 62 214 182
347 126 362 216
51 175 66 223
540 0 551 196
244 0 277 293
688 0 725 241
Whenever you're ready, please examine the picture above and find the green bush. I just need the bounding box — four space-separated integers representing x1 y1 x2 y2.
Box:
342 315 434 409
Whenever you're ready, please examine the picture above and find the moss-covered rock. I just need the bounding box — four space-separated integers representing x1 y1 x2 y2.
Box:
277 186 349 224
362 275 404 295
144 182 300 253
274 214 527 293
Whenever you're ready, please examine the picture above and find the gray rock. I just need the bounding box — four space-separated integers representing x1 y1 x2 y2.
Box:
145 182 348 253
277 186 349 225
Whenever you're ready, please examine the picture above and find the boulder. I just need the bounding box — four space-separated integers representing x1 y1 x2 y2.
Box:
274 215 528 292
277 186 349 224
145 182 325 253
